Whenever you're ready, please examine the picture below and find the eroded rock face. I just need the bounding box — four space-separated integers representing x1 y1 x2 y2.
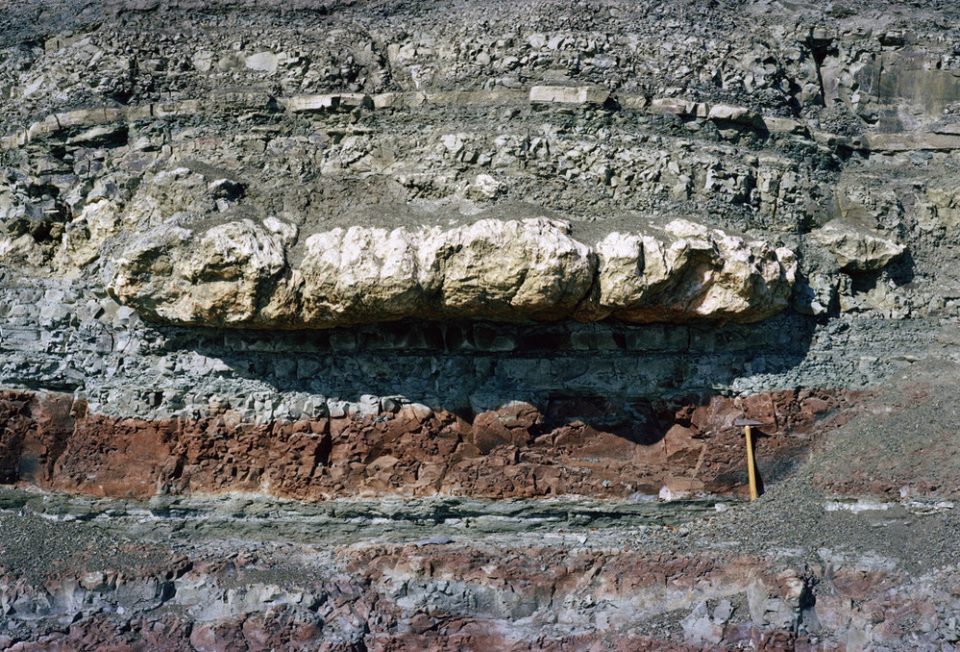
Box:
110 219 289 325
297 217 597 327
4 1 960 649
811 219 906 272
590 219 796 323
108 213 796 328
0 388 852 501
96 164 797 327
4 518 949 652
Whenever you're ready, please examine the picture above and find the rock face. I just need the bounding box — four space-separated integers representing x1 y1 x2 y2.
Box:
810 219 906 272
111 219 289 325
590 220 795 323
100 162 797 329
5 501 956 652
109 210 796 328
5 0 960 649
296 217 597 326
0 388 853 501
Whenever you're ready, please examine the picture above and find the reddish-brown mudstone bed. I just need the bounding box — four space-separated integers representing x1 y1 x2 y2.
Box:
0 389 857 500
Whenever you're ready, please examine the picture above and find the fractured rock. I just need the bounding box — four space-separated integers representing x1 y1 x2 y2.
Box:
529 85 610 106
296 217 595 326
426 217 595 320
682 602 724 644
283 94 371 113
244 51 278 73
707 104 762 127
589 219 797 323
110 219 288 326
0 388 851 500
109 214 796 328
811 219 906 271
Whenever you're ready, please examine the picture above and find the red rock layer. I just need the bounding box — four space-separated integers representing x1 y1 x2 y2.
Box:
0 389 856 500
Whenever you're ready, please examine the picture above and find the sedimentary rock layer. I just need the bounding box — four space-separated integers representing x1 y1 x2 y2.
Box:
0 543 830 650
1 388 852 500
108 213 797 328
2 489 957 652
3 0 960 648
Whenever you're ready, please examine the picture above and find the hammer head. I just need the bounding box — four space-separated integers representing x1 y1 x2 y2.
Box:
733 418 765 427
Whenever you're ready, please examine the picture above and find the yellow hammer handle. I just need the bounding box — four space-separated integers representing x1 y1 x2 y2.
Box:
745 425 759 501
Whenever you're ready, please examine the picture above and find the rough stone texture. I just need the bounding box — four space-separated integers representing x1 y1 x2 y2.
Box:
111 217 289 326
0 485 959 651
589 219 795 323
109 213 795 328
297 217 598 326
1 267 930 426
3 0 960 649
809 351 960 501
0 388 854 501
529 85 611 106
810 218 906 272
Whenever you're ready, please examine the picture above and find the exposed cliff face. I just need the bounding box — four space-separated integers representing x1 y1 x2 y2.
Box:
3 0 960 649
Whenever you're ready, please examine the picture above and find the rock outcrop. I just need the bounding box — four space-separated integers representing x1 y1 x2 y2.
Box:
0 388 853 501
589 220 795 323
811 219 906 272
109 212 796 328
4 0 960 649
110 219 289 325
296 217 596 326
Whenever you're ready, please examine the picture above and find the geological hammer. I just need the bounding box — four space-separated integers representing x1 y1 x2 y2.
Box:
733 418 765 501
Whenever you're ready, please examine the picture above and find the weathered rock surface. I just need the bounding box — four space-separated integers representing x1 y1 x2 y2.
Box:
0 483 959 652
297 217 596 326
589 219 795 323
4 0 960 648
0 388 852 501
810 219 906 272
109 212 796 328
111 218 289 326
